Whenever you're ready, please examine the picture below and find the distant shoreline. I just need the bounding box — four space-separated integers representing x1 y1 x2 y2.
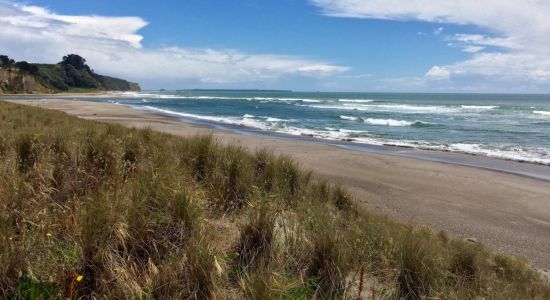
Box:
6 98 550 269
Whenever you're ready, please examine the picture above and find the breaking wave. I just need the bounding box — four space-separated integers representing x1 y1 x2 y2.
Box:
340 115 359 121
362 118 430 127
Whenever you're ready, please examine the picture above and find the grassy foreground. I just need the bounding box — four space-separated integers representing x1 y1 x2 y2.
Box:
0 101 548 299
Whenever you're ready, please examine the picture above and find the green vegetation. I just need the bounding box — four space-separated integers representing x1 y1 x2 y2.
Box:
0 54 139 94
13 62 39 75
0 101 548 299
0 55 15 69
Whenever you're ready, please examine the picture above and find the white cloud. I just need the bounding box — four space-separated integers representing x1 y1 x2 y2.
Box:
449 34 520 50
0 2 348 87
311 0 550 91
461 46 484 53
425 66 450 80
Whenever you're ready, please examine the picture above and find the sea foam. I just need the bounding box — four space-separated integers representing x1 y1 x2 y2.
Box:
139 106 270 130
362 118 430 127
307 103 460 114
362 118 412 126
253 97 323 103
533 110 550 116
338 99 374 103
461 105 498 110
447 143 550 165
340 115 359 121
265 117 287 122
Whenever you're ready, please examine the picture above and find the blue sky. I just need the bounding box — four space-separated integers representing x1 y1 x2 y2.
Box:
32 0 462 75
2 0 550 92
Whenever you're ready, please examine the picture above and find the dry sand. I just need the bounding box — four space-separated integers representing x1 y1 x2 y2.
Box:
7 99 550 270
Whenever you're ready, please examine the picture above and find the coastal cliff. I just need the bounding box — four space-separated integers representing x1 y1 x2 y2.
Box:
0 69 52 94
0 54 140 94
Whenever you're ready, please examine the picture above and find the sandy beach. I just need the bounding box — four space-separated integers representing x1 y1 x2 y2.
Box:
6 98 550 270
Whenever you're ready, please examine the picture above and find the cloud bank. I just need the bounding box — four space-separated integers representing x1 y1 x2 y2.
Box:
0 2 348 87
312 0 550 91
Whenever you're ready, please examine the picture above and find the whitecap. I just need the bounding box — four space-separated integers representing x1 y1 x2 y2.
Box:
193 96 254 100
138 106 270 130
253 97 323 103
338 99 374 103
362 118 413 127
265 117 286 122
533 110 550 116
306 103 459 114
340 115 359 121
461 105 498 110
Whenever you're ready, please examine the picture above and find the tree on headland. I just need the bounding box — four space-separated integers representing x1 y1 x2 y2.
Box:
58 54 99 88
60 54 89 70
0 55 15 69
15 61 39 75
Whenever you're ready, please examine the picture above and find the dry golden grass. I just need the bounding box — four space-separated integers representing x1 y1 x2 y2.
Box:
0 101 549 299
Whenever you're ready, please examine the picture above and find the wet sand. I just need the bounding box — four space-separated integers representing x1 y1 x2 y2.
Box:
7 98 550 270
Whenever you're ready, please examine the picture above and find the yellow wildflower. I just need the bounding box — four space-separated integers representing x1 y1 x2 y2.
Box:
46 232 53 237
76 275 84 282
8 236 13 241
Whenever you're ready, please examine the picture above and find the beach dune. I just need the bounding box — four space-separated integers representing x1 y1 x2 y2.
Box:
11 98 550 270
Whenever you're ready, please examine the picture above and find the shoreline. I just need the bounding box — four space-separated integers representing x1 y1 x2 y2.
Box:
10 94 550 177
5 98 550 270
134 105 550 182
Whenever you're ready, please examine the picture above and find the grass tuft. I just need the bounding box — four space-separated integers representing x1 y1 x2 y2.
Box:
307 229 346 298
332 185 353 210
16 133 39 173
235 203 275 270
394 232 442 299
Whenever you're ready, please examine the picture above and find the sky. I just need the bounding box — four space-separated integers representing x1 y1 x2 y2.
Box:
1 0 550 92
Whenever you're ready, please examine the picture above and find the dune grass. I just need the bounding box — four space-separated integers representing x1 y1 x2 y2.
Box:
0 100 549 299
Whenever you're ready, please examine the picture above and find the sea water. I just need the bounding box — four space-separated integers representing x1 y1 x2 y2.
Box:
100 90 550 165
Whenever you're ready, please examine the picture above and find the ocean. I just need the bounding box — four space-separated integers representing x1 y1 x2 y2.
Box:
99 90 550 166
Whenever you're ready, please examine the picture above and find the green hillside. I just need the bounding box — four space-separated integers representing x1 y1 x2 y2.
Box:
0 54 140 94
